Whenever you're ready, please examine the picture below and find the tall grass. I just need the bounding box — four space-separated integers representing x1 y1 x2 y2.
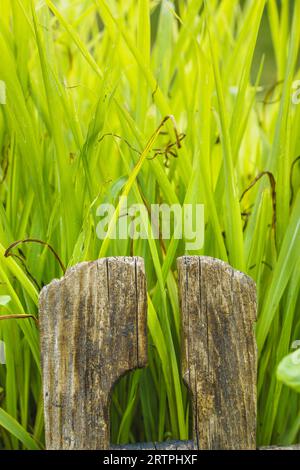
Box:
0 0 300 449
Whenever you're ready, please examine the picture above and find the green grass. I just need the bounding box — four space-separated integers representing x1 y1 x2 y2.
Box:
0 0 300 449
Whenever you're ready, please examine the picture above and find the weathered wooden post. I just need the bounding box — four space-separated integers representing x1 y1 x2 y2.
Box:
39 257 147 450
177 256 257 450
39 255 257 450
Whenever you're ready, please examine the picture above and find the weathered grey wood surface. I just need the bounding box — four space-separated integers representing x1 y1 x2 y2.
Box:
39 257 147 450
261 445 300 450
111 440 195 450
112 442 300 450
40 255 260 450
177 256 257 450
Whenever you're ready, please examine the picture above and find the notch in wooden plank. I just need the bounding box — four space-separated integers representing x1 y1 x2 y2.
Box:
39 257 147 450
177 256 257 450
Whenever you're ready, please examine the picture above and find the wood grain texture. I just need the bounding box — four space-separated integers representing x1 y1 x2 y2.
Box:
112 442 300 450
112 440 195 450
39 256 147 450
177 256 257 450
260 445 300 450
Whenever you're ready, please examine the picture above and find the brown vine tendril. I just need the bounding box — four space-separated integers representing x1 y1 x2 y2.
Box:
5 238 66 274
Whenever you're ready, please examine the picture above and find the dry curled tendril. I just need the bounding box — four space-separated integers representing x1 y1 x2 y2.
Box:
4 238 66 274
147 131 186 167
0 239 66 326
240 171 277 249
99 118 185 168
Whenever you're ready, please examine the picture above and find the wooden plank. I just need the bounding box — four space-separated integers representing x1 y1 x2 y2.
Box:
260 445 300 450
112 442 300 450
112 440 195 450
39 257 147 450
177 256 257 450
